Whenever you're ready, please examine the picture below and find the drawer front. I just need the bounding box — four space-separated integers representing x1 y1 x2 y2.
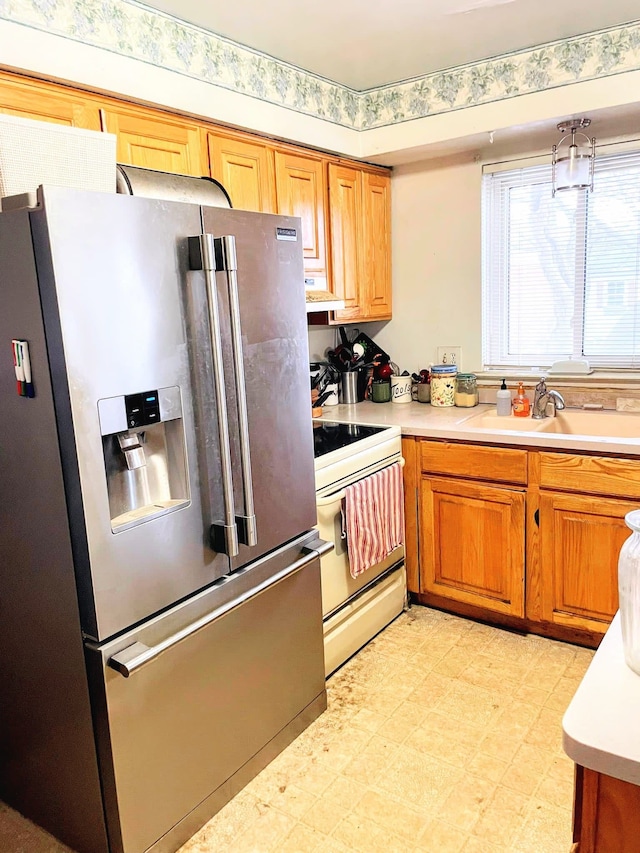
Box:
539 453 640 499
419 440 528 485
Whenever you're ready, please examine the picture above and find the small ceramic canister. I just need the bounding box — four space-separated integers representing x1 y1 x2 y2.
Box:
391 374 412 403
430 364 457 407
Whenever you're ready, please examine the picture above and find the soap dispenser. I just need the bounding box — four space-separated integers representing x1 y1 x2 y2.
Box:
512 381 531 417
496 379 511 416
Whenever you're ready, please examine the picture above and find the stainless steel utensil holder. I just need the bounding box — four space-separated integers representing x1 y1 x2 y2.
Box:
341 372 358 404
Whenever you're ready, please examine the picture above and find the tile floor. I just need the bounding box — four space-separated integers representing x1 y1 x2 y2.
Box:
0 606 594 853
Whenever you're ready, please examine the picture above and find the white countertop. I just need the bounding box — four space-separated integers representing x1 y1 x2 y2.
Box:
319 401 640 455
563 614 640 785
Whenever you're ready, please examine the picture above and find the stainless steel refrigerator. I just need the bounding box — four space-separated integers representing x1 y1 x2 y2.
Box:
0 185 327 853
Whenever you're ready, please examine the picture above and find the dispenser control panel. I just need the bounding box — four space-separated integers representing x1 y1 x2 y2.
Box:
97 386 182 437
125 390 160 429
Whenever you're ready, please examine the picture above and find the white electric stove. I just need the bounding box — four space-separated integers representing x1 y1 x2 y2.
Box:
312 420 407 676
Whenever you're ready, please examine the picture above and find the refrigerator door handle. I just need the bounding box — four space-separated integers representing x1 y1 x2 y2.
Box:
189 234 239 558
107 537 332 678
215 235 257 549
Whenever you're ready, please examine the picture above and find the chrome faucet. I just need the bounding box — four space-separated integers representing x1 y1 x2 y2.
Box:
532 378 566 419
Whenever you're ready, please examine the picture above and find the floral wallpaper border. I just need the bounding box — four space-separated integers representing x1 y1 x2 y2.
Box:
1 0 640 130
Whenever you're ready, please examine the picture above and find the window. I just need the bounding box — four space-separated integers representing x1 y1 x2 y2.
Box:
482 150 640 370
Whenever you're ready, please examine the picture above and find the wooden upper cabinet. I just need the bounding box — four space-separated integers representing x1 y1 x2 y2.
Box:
362 170 391 319
102 107 203 176
538 490 634 633
328 163 362 320
274 150 327 278
420 476 525 617
0 73 101 129
208 133 275 212
0 71 393 320
329 165 391 323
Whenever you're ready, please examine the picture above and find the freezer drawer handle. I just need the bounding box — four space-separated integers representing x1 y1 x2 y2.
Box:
189 233 239 558
215 235 257 549
107 537 333 678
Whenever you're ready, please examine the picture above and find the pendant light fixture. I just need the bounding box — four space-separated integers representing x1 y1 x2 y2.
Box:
551 118 596 197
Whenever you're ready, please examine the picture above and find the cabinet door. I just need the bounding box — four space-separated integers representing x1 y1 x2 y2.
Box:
0 74 101 129
361 170 392 320
421 477 525 616
102 107 203 175
274 151 327 277
574 766 640 853
328 163 363 321
539 491 635 633
208 133 276 212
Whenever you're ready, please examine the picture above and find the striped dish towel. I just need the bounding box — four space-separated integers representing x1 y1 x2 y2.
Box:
342 462 405 579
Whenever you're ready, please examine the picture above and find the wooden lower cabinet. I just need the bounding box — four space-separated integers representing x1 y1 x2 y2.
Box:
420 476 525 617
410 438 639 643
538 491 636 633
573 765 640 852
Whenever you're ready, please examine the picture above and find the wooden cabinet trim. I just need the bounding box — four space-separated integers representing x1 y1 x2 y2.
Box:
402 437 420 594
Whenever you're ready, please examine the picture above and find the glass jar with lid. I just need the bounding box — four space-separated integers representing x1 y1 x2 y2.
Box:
430 364 457 407
454 373 479 407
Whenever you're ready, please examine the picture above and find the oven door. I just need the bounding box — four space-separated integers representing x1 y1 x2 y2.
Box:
315 458 405 618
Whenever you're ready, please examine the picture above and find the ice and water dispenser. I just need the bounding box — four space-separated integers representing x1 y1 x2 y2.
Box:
98 387 189 532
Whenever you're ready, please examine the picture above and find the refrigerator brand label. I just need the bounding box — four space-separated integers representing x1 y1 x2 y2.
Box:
276 227 297 242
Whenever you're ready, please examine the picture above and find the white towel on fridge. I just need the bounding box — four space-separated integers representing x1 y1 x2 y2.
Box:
341 462 404 579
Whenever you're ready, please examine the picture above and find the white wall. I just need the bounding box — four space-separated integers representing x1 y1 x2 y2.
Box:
307 326 337 363
368 153 483 376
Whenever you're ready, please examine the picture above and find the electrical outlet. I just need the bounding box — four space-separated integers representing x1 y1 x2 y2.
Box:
436 346 461 367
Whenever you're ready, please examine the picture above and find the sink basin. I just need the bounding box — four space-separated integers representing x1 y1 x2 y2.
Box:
538 410 640 438
465 411 551 431
466 408 640 439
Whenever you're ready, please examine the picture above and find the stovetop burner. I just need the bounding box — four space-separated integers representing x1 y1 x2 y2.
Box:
312 421 388 459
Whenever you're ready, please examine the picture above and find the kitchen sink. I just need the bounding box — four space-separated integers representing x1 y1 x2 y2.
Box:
537 410 640 438
466 408 640 438
465 411 551 431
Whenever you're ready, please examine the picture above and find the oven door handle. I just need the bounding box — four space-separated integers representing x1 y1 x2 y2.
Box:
316 457 405 507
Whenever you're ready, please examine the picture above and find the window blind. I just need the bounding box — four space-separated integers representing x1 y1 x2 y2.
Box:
482 149 640 369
